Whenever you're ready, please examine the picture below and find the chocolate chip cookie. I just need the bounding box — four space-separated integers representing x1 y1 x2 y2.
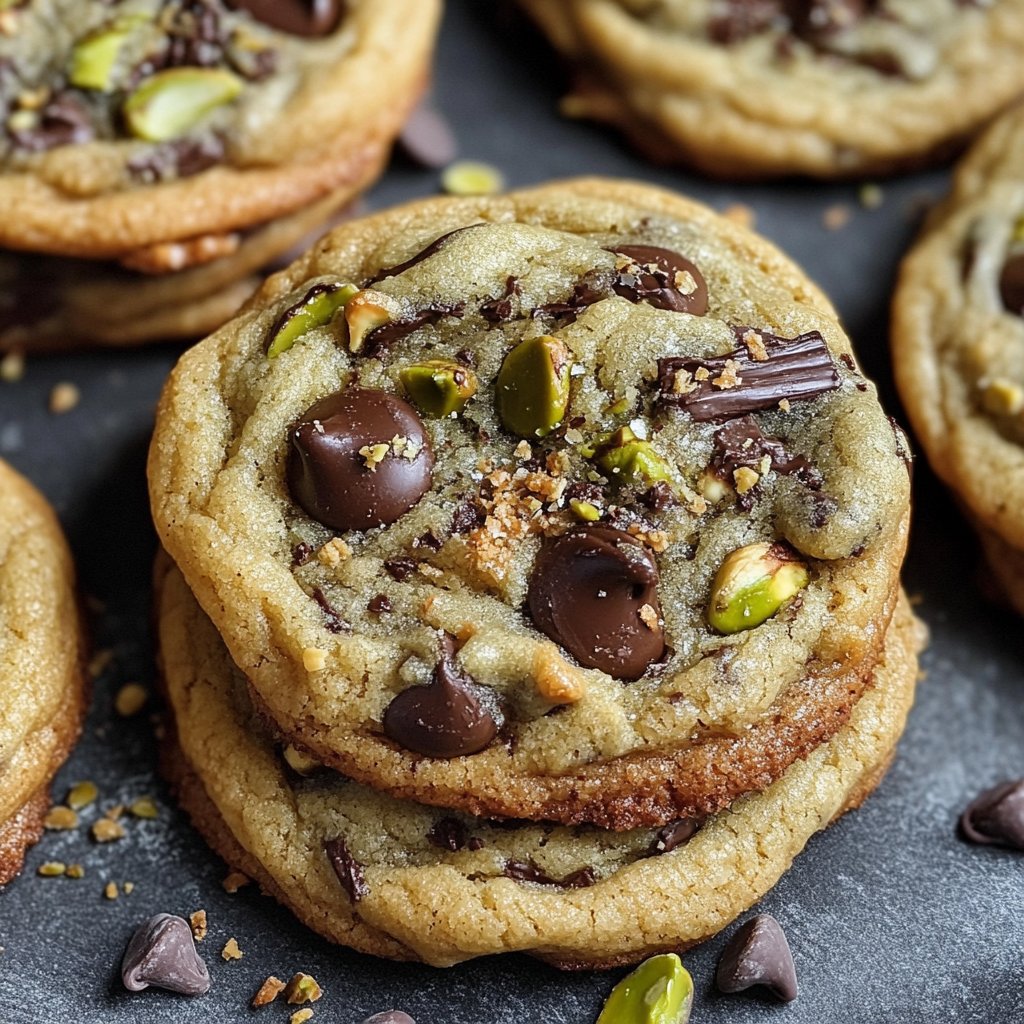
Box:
0 459 87 884
158 558 922 968
149 178 912 829
893 101 1024 616
518 1 1024 178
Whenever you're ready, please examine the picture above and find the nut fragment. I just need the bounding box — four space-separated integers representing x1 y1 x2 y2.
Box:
344 289 392 353
92 818 126 842
707 542 809 635
267 282 357 358
69 18 143 91
49 382 80 414
222 870 250 893
253 976 286 1008
221 937 243 961
43 806 78 830
130 797 159 819
189 910 208 941
285 973 323 1005
585 426 676 489
38 861 67 877
532 643 586 704
496 335 572 438
399 359 478 418
291 1011 314 1024
302 647 327 672
597 952 694 1024
283 744 322 777
124 67 243 142
441 160 504 196
67 781 98 810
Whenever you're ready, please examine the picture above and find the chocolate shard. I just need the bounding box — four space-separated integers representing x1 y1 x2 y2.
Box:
364 303 466 358
367 225 486 285
503 860 597 889
121 914 211 996
716 914 798 1002
427 817 470 852
649 818 702 855
325 836 369 902
658 328 840 423
311 586 349 633
960 780 1024 851
712 414 822 489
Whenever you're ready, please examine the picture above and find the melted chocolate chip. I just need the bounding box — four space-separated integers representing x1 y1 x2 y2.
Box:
641 481 678 513
367 226 486 285
528 526 665 681
364 302 466 358
382 656 501 758
368 593 392 615
960 780 1024 851
10 92 93 153
121 914 211 995
999 252 1024 317
658 328 840 423
481 276 521 324
226 0 342 36
415 530 443 552
427 817 470 852
612 245 709 315
713 415 822 492
384 557 419 582
291 541 313 566
717 914 798 1002
325 837 368 902
531 279 606 323
311 586 349 633
287 388 433 532
128 136 225 184
503 860 597 889
451 500 485 534
650 819 702 855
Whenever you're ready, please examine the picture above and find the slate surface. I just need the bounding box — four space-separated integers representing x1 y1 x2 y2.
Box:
1 3 1022 1022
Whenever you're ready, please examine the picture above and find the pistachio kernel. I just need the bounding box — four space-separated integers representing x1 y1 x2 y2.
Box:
344 289 393 353
597 953 694 1024
69 18 145 92
123 67 243 142
399 359 478 418
67 780 98 810
440 160 505 196
569 498 602 522
585 426 676 489
707 542 809 635
496 334 572 438
282 744 322 777
268 282 358 358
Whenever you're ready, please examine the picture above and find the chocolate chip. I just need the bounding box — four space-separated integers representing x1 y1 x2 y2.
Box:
960 780 1024 851
363 302 466 359
527 526 665 681
226 0 342 36
127 136 225 184
287 388 433 532
311 586 349 633
427 817 470 851
708 0 782 43
325 837 369 902
809 492 839 528
503 860 597 888
10 92 93 153
716 914 798 1002
384 557 419 582
650 818 701 855
481 276 521 324
640 481 678 512
382 656 501 758
612 245 709 316
999 253 1024 317
788 0 875 38
451 500 484 534
658 328 840 423
398 100 457 169
121 914 211 996
415 530 443 552
292 542 313 566
367 226 486 285
360 1013 416 1024
368 593 392 615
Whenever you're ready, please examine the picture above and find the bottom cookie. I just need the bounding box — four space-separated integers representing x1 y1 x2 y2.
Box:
158 561 922 969
975 522 1024 617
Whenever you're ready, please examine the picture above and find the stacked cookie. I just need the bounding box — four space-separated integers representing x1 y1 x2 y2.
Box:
518 0 1024 178
0 460 87 883
893 102 1024 616
149 179 923 966
0 0 440 351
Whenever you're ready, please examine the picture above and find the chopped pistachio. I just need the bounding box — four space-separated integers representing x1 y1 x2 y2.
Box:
129 797 159 820
707 542 809 635
91 818 126 843
400 359 477 418
115 682 148 717
43 806 78 830
37 862 67 878
597 953 694 1024
267 282 357 358
496 334 572 438
441 160 504 196
69 17 145 92
285 973 323 1005
569 498 602 522
67 781 98 810
124 67 243 142
585 426 676 489
66 864 85 879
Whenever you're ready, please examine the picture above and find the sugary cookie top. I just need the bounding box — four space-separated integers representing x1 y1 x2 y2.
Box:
0 0 351 179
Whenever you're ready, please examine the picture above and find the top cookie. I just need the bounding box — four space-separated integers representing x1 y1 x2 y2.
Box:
519 0 1024 178
0 0 439 257
149 178 911 829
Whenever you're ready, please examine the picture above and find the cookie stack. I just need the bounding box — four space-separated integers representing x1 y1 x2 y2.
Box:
0 0 440 351
0 460 87 883
149 179 923 967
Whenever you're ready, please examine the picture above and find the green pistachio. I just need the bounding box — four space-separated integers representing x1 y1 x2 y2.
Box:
585 426 675 489
569 499 602 522
496 334 572 438
400 359 478 418
69 18 144 92
267 282 357 358
123 67 243 142
597 953 694 1024
707 542 809 635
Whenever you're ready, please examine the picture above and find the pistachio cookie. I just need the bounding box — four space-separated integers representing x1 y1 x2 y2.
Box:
149 178 912 829
893 101 1024 616
518 1 1024 178
0 460 87 884
0 0 439 258
158 559 922 968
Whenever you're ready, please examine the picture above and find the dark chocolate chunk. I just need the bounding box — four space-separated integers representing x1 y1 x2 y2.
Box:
427 817 469 852
640 480 678 513
363 302 466 358
612 245 709 316
291 541 313 566
10 92 93 153
716 914 798 1002
503 860 597 889
658 328 840 422
415 530 443 552
712 415 822 499
999 252 1024 317
650 818 701 855
708 0 782 43
398 100 457 169
384 557 419 582
226 0 342 36
368 593 392 615
382 656 501 758
809 492 839 529
361 1013 416 1024
367 225 486 284
311 586 349 633
128 136 225 184
451 500 484 534
121 914 211 996
527 526 665 681
287 387 433 532
325 836 369 902
481 276 521 324
960 780 1024 851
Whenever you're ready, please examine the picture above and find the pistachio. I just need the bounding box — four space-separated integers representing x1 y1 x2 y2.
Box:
585 426 676 489
70 18 144 92
496 334 572 438
283 744 322 777
440 160 505 196
123 68 243 142
569 498 601 522
344 289 393 353
707 542 809 635
267 282 357 358
400 359 477 418
597 953 694 1024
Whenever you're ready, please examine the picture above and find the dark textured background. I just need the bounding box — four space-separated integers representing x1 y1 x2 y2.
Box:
1 3 1022 1022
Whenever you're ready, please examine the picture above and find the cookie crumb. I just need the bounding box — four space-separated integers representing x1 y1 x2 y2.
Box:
721 203 756 229
129 797 159 819
317 537 352 567
43 806 78 830
741 330 768 362
823 204 851 231
67 781 98 810
115 683 148 717
778 399 791 412
221 938 243 961
222 870 251 894
104 881 119 900
0 350 24 382
49 382 80 414
285 973 323 1005
92 818 126 843
189 910 208 941
639 604 660 630
712 359 742 390
123 881 135 895
66 864 84 879
733 467 760 494
252 976 286 1007
290 1011 314 1024
37 861 66 877
532 644 586 704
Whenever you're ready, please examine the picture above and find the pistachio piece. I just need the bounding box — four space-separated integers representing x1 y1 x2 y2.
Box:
400 359 477 418
707 542 809 635
344 289 393 353
569 498 601 522
267 282 357 358
585 426 675 489
124 68 243 142
69 18 144 92
496 334 571 438
440 160 505 196
597 953 694 1024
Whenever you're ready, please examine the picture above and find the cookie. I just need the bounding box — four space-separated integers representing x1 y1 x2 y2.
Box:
149 178 912 829
0 191 355 352
0 0 439 258
0 459 87 883
518 1 1024 178
157 557 922 969
892 101 1024 616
